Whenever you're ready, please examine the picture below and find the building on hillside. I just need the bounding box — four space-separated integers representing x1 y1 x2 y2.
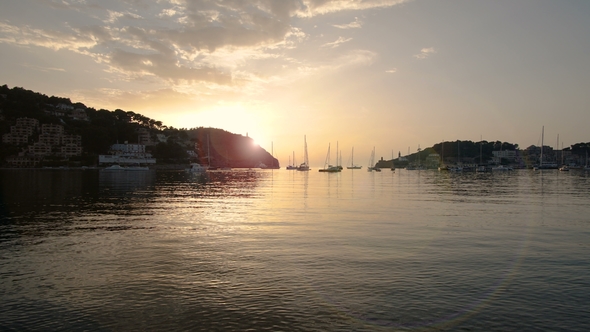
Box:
41 123 64 135
38 133 62 146
61 144 83 157
492 150 517 164
16 117 39 128
28 142 52 156
69 108 89 121
5 155 41 167
2 117 38 145
56 103 74 111
98 143 156 165
61 134 81 145
137 128 154 146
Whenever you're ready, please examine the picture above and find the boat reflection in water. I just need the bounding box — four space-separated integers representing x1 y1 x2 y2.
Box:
99 168 155 193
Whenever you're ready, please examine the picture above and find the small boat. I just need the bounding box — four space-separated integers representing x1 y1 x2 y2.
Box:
492 165 513 171
347 147 362 169
559 165 570 172
187 163 208 173
367 147 380 172
390 150 395 171
318 143 341 172
103 164 149 171
448 166 463 173
297 135 311 171
286 151 297 170
103 164 126 171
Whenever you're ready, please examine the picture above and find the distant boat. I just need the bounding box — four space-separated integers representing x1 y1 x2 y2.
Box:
319 143 341 172
187 163 208 173
476 138 487 172
286 151 297 170
492 165 513 171
260 142 280 169
347 147 362 169
103 164 149 171
559 165 570 172
103 164 125 171
534 126 558 170
367 147 380 172
297 135 310 171
390 150 395 171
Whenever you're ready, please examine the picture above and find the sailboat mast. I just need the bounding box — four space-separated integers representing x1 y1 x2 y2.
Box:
304 135 308 166
539 126 545 166
480 135 483 164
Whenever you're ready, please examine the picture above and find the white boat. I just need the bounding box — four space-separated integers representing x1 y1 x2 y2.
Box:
187 163 208 173
318 143 341 172
297 135 311 171
347 147 362 169
103 164 126 171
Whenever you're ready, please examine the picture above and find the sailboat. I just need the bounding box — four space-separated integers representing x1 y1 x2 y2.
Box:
347 147 362 169
390 150 395 171
260 142 280 169
286 151 297 170
367 147 381 172
558 141 570 171
318 143 341 172
449 141 463 172
297 135 310 171
438 141 449 171
584 151 590 171
534 126 558 170
476 137 487 172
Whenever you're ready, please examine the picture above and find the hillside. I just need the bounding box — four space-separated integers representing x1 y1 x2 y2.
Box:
0 84 278 168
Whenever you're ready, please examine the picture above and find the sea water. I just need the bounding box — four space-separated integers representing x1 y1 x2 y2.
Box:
1 168 589 331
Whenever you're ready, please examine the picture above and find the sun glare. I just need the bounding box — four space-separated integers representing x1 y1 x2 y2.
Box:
170 103 271 149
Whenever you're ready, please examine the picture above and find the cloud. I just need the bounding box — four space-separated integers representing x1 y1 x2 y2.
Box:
322 36 353 48
0 0 407 89
414 47 436 59
333 17 363 29
298 0 411 17
385 68 397 74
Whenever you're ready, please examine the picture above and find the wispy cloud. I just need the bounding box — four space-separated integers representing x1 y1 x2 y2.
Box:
322 36 353 48
385 68 397 74
0 0 407 90
333 17 363 29
414 47 436 59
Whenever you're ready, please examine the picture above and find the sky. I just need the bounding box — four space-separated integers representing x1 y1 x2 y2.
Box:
1 0 590 167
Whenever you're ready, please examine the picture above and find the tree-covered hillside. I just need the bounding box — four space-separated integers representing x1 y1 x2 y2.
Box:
0 84 278 167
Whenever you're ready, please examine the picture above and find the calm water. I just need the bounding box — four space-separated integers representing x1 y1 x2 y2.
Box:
1 168 589 331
